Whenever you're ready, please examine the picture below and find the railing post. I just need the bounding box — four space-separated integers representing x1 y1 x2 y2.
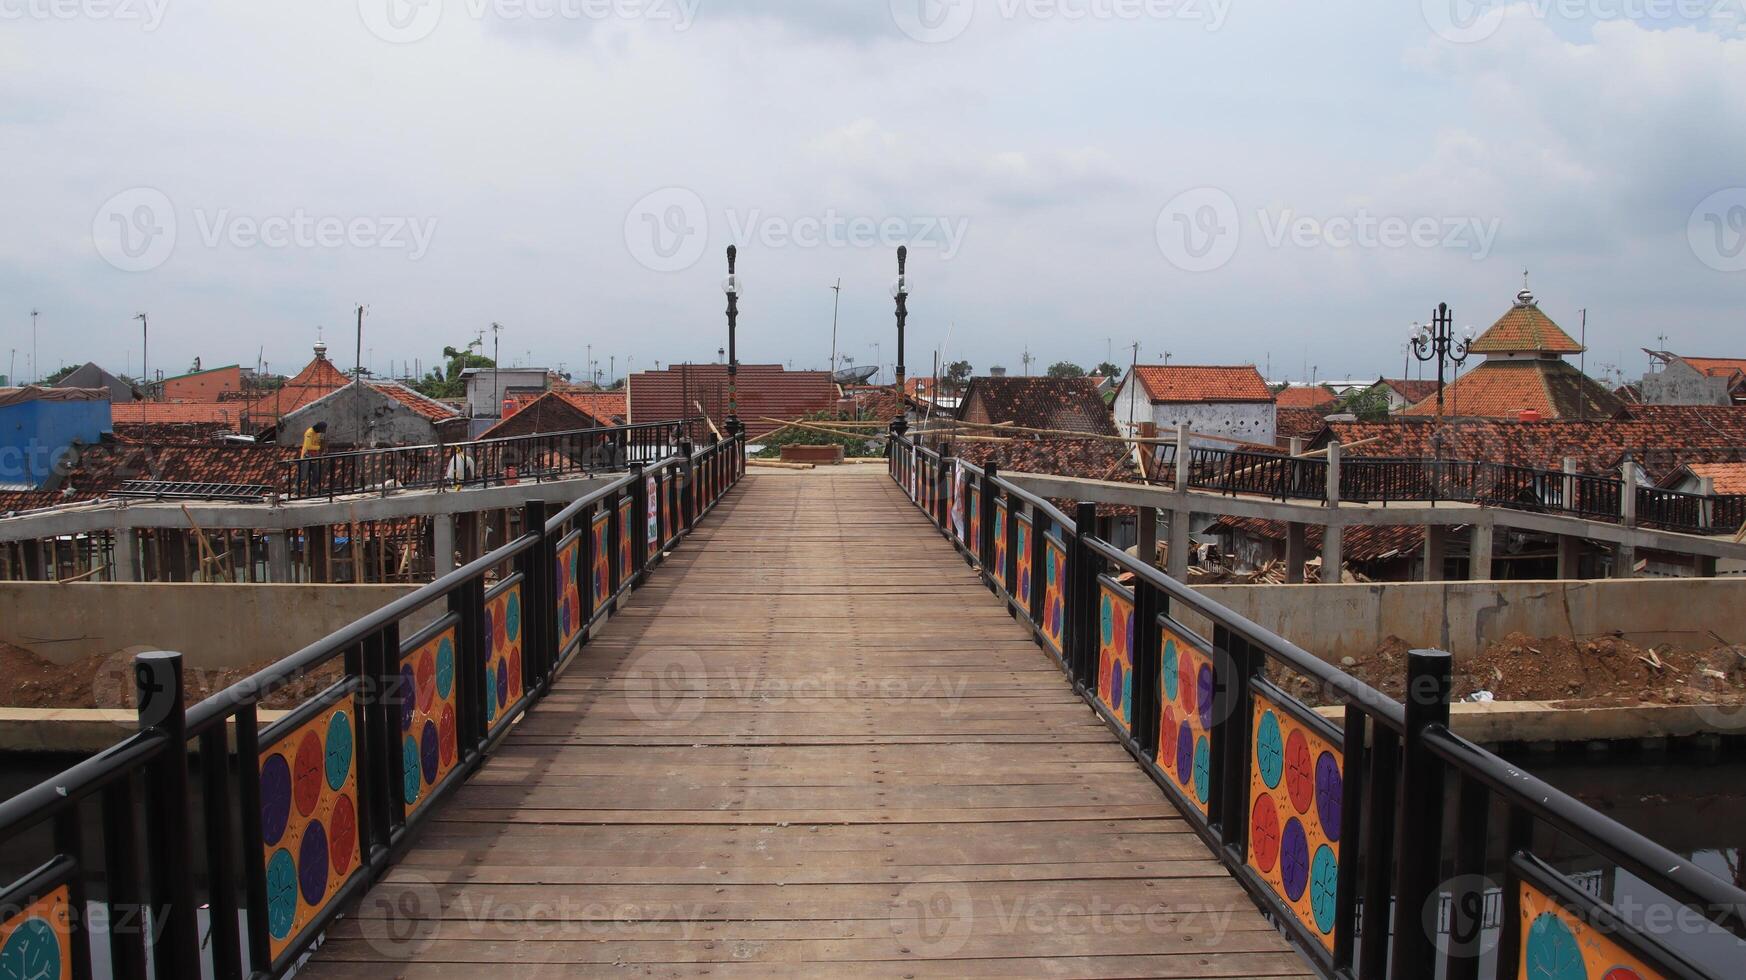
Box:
679 440 695 532
630 463 648 583
521 500 555 692
1174 424 1190 489
134 651 200 979
1130 573 1164 758
981 463 999 583
1389 648 1453 979
1072 501 1097 689
1213 628 1257 850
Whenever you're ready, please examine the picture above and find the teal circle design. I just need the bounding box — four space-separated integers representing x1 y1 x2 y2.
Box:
0 916 61 978
1163 640 1180 701
435 637 456 700
266 847 298 940
1100 594 1113 645
1257 711 1285 789
1524 911 1585 980
402 735 422 804
1045 548 1056 580
506 591 522 643
1310 845 1339 935
485 669 498 722
324 710 353 792
1193 736 1211 803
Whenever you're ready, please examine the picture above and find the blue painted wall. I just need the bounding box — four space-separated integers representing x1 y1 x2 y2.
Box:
0 399 113 487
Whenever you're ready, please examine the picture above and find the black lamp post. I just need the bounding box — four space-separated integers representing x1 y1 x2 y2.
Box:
1410 302 1472 421
889 246 910 437
722 246 743 438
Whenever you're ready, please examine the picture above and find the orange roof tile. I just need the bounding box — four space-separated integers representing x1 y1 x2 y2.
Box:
370 381 462 422
627 364 837 440
549 388 629 423
1131 365 1273 404
1681 357 1746 381
1400 359 1623 420
1273 385 1338 410
107 401 246 426
1467 292 1584 355
1686 462 1746 494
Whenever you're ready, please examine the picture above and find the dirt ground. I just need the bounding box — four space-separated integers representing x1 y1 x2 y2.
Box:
1272 632 1746 709
0 641 342 711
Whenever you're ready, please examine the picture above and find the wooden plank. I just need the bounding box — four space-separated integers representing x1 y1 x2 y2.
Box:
300 468 1313 979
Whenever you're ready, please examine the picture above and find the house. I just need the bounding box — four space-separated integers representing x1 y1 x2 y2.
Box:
1373 378 1440 414
1401 286 1624 420
1 438 296 515
957 376 1115 436
461 367 557 421
108 400 248 433
482 388 629 439
53 363 137 403
1661 462 1746 496
273 381 467 449
626 363 837 441
1640 352 1746 406
1111 365 1276 447
0 387 111 489
158 362 243 401
241 342 352 432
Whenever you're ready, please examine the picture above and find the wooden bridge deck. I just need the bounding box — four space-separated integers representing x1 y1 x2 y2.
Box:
307 467 1313 978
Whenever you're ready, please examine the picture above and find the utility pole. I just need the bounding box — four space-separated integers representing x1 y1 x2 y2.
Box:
491 323 504 419
830 278 842 377
355 304 367 446
30 310 39 384
1022 349 1033 376
134 313 148 397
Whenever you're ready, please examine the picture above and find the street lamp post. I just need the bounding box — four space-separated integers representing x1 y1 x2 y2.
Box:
134 313 149 398
890 246 909 392
1410 302 1472 421
722 246 743 438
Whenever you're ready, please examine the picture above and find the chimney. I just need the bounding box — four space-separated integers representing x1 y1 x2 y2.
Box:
989 366 1007 378
1518 409 1542 422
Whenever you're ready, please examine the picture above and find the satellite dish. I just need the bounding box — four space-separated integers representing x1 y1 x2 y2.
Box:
833 365 878 385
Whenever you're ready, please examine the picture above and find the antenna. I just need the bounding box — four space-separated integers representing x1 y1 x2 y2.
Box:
830 278 842 377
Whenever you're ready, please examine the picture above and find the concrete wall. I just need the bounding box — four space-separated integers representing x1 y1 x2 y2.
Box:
1640 361 1731 406
278 383 437 449
0 582 421 668
0 399 112 486
1111 374 1277 447
1181 578 1746 664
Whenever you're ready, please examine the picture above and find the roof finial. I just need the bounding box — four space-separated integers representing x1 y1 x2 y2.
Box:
1515 269 1535 307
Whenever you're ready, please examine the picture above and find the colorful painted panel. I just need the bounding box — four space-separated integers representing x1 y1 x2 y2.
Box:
259 699 361 960
967 485 981 560
1040 536 1067 653
1516 881 1666 980
1247 690 1344 952
617 497 634 577
1014 515 1033 614
1157 624 1215 815
399 627 460 812
992 500 1009 590
483 583 525 728
590 510 611 610
645 475 659 559
0 885 72 980
1096 583 1135 728
556 536 584 651
951 463 966 539
660 475 672 541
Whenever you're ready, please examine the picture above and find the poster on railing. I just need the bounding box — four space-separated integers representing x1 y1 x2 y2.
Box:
617 497 634 577
483 583 525 730
0 879 72 980
1514 860 1668 979
258 698 362 961
1158 623 1214 817
1247 689 1343 952
1096 581 1135 729
400 626 461 811
645 475 659 559
952 462 967 540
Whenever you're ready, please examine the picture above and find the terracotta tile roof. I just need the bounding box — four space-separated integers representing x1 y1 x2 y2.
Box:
958 377 1116 435
110 421 238 444
627 364 837 440
1381 378 1440 404
1276 408 1331 441
1273 386 1338 410
482 390 611 439
265 354 352 417
1683 462 1746 494
1318 405 1746 482
950 434 1141 517
371 381 462 422
1207 517 1429 564
1400 359 1624 420
1131 365 1273 404
843 385 907 420
107 400 246 427
549 388 629 424
1467 294 1584 355
1680 357 1746 381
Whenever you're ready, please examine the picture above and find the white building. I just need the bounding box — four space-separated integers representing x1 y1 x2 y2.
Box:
461 367 556 420
1112 365 1277 447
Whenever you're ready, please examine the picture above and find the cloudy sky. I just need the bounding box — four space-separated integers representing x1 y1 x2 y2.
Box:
2 0 1743 388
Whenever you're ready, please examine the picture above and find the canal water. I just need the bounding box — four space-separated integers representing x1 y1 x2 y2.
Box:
3 747 1742 976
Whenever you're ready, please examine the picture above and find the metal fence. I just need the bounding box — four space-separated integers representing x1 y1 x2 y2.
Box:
281 418 704 501
893 436 1746 980
0 435 744 980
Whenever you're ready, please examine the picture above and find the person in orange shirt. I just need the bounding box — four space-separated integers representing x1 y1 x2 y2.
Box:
298 422 328 493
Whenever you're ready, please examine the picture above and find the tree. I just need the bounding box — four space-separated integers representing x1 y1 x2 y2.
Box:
40 365 79 386
943 360 972 391
1093 361 1122 379
1046 361 1085 379
411 345 495 399
1337 384 1392 422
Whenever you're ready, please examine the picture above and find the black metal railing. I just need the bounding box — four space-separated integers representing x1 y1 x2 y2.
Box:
0 435 744 980
892 436 1746 980
1156 442 1746 536
281 418 705 501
